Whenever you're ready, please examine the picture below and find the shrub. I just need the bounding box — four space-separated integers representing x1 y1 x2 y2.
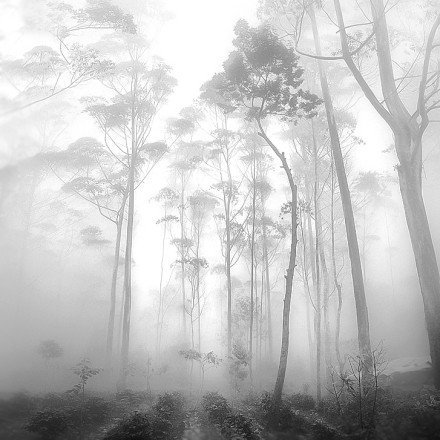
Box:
286 393 315 411
65 396 111 427
103 400 186 440
116 390 153 409
256 392 307 433
202 392 232 425
103 412 152 440
152 392 185 420
25 409 70 439
221 413 260 440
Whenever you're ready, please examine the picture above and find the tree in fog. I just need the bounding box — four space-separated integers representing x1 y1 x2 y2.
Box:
260 0 373 372
197 95 249 358
154 187 179 356
187 191 217 351
206 20 320 408
0 1 136 115
85 39 176 387
290 0 440 387
48 136 129 363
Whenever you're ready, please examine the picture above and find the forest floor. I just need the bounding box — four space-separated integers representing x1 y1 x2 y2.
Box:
0 385 439 439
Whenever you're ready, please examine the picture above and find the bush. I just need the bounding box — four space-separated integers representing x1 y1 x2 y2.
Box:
286 393 315 411
116 390 153 409
103 412 152 440
152 392 185 420
103 400 186 440
202 392 232 425
255 392 307 433
65 396 111 427
221 413 260 440
25 409 70 439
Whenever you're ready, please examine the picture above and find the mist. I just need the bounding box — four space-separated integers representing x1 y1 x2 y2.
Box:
1 1 440 439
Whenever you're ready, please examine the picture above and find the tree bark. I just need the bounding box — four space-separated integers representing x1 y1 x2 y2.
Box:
330 160 344 374
262 212 273 360
397 159 440 387
119 158 135 389
106 191 128 363
331 0 440 386
249 159 256 385
308 3 372 365
119 78 137 389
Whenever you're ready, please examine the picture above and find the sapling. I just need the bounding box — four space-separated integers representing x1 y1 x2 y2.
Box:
179 348 222 394
69 358 101 436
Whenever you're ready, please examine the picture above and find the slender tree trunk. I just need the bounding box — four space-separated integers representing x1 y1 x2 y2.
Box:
320 247 331 384
257 120 298 410
262 212 274 360
119 83 137 389
180 178 187 340
249 171 256 385
272 180 297 408
226 209 232 357
330 161 344 373
196 236 202 351
107 192 128 364
120 163 135 389
156 205 168 357
308 3 372 364
313 149 322 404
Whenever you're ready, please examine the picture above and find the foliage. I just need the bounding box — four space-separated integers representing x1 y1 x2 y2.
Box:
285 393 316 411
202 20 321 122
228 342 251 392
104 393 186 440
25 409 70 439
202 392 232 425
202 392 260 439
221 412 260 440
115 390 154 410
103 411 154 440
69 358 101 396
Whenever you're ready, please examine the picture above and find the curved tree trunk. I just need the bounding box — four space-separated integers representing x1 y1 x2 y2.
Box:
257 120 298 410
397 159 440 387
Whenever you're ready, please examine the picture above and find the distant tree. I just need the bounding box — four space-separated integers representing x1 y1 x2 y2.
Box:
85 42 177 388
47 136 129 363
37 340 64 362
0 1 136 114
186 191 217 351
196 96 248 359
154 187 179 356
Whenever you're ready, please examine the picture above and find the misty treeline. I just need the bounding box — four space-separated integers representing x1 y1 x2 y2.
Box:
2 0 440 439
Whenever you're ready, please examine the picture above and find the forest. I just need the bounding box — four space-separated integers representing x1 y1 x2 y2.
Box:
1 0 440 438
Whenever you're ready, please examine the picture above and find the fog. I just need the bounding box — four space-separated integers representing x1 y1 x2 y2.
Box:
1 1 440 439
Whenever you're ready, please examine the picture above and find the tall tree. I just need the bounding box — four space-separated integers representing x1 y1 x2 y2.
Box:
48 136 129 363
205 20 320 408
292 0 440 385
85 46 176 387
196 97 248 358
